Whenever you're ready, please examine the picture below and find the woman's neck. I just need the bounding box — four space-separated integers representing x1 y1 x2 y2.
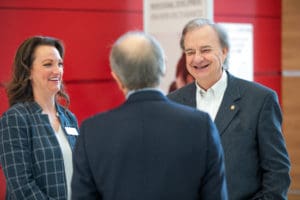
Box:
35 95 60 132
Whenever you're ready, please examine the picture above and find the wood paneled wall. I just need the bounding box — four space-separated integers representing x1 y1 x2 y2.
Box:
282 0 300 198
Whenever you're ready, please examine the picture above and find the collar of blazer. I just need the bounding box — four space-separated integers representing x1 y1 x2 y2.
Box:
126 90 167 103
21 101 76 128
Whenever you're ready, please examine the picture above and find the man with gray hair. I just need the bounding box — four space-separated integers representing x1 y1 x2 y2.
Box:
71 31 228 200
168 18 291 200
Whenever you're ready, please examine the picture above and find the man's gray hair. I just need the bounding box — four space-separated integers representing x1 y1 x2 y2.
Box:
180 18 230 69
109 31 166 90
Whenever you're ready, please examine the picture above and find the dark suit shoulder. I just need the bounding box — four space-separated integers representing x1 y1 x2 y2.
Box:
81 95 210 131
167 99 207 117
232 76 278 100
167 83 195 99
167 83 196 108
80 106 120 130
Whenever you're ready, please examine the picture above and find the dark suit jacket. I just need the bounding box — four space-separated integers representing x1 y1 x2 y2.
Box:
168 72 291 200
0 102 79 200
72 90 228 200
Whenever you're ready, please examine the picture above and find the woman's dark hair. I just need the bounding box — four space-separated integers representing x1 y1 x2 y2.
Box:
6 36 70 107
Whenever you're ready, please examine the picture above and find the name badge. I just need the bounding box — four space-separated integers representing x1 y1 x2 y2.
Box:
65 127 79 136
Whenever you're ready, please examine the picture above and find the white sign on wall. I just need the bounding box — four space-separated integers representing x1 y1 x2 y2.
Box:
220 23 253 81
144 1 254 92
144 0 213 93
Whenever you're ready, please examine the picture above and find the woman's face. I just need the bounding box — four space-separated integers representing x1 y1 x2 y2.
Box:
30 45 63 99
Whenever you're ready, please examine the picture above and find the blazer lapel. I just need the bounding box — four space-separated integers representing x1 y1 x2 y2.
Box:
179 83 197 107
214 73 241 135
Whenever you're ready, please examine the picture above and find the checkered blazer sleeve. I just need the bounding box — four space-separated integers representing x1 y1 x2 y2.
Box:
0 108 52 200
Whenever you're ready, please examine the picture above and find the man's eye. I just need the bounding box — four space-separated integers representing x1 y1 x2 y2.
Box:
185 51 195 56
201 49 211 53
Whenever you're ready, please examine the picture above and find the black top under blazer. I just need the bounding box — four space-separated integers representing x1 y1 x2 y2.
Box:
168 71 291 200
72 90 228 200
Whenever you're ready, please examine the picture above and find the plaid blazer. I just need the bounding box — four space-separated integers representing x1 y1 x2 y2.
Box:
0 102 79 200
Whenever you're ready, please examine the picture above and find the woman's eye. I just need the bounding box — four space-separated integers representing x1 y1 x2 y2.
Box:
43 63 52 67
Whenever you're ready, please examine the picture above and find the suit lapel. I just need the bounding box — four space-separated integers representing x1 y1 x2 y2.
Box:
180 83 197 107
171 78 241 135
214 73 241 135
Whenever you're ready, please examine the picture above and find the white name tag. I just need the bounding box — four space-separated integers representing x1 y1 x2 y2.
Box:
65 127 79 136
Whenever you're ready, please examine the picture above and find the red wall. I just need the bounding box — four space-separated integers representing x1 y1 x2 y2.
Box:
0 1 143 198
0 0 143 123
0 1 281 198
0 0 282 121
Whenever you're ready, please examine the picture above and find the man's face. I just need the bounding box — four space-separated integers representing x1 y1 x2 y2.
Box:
183 25 228 89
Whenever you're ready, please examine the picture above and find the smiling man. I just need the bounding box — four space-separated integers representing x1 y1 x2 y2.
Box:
168 18 291 200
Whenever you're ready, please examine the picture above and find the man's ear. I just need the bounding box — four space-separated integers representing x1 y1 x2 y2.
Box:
222 47 229 62
111 71 128 95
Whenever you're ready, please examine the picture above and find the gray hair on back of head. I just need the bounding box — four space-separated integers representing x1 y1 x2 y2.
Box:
109 31 166 90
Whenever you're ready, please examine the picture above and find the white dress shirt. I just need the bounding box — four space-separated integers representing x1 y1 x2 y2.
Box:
196 71 227 120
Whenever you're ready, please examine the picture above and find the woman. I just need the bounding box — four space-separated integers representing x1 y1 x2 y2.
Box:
0 36 79 200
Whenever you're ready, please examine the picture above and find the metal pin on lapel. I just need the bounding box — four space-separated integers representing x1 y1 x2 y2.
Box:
230 105 235 110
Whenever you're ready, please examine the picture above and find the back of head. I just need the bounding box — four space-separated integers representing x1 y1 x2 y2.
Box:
109 31 166 91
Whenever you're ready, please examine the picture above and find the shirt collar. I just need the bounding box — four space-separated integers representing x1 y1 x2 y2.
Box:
196 71 227 97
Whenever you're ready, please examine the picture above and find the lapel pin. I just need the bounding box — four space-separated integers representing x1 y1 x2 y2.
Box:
230 105 235 111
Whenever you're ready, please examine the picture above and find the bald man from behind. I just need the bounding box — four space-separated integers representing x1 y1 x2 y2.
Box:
71 31 228 200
